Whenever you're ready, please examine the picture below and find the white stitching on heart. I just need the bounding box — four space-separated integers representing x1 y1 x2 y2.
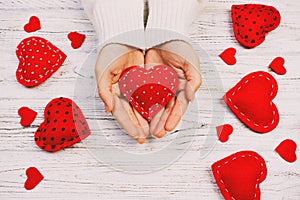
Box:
227 73 276 129
17 37 64 84
215 152 266 200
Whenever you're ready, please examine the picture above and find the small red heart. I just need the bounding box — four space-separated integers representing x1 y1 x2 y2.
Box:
24 16 41 33
216 124 233 143
219 48 237 65
224 71 279 133
212 151 267 200
18 107 37 127
68 32 86 49
34 97 90 152
275 139 297 163
231 4 281 48
16 36 67 87
119 65 179 120
269 57 286 75
24 167 44 190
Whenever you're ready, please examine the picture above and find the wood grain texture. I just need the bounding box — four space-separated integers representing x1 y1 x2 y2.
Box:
0 0 300 199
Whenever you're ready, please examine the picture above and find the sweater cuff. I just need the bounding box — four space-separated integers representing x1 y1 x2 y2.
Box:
81 0 145 49
146 0 201 48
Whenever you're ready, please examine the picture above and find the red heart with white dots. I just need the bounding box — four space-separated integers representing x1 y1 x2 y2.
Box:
119 65 179 120
16 36 67 87
34 97 90 152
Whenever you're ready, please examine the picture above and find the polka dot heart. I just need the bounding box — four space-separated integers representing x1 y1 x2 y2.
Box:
34 97 90 152
119 65 179 120
16 36 67 87
231 4 281 48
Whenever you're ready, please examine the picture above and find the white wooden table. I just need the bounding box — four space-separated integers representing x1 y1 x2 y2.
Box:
0 0 300 199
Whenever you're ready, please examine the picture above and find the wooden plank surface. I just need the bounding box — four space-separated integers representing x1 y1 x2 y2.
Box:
0 0 299 199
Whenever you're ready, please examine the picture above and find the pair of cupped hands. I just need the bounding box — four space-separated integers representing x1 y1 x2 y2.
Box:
95 40 202 144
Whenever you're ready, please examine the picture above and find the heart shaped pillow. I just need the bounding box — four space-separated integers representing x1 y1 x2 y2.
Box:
224 71 279 133
119 65 179 120
212 151 267 200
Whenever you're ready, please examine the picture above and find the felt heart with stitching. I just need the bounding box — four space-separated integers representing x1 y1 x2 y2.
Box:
219 47 237 66
119 65 179 120
231 4 281 48
224 71 279 133
24 16 41 33
212 151 267 200
275 139 297 163
34 97 90 152
24 167 44 190
18 106 37 127
16 36 67 87
68 32 86 49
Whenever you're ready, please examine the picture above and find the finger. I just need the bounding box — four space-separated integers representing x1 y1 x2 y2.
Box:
97 70 114 113
152 97 175 138
184 63 202 101
165 91 189 132
149 108 164 135
120 98 148 144
112 95 139 140
133 109 150 143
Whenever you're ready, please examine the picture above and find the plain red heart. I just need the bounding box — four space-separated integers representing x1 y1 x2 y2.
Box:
24 16 41 33
269 57 286 75
119 65 179 120
16 36 67 87
216 124 233 143
275 139 297 163
212 151 267 200
219 48 237 65
24 167 44 190
18 107 37 127
224 71 279 133
68 32 86 49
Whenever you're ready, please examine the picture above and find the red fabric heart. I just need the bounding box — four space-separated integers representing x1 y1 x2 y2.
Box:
224 71 279 133
212 151 267 200
68 32 86 49
24 16 41 33
269 57 286 75
216 124 233 143
24 167 44 190
119 65 179 120
16 36 67 87
18 107 37 127
34 97 90 152
275 139 297 163
231 4 281 48
219 48 237 65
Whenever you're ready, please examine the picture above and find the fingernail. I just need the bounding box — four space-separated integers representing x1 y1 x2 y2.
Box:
136 138 146 144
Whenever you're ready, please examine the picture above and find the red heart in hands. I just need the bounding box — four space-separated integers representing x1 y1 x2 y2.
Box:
34 97 90 152
216 124 233 143
119 65 179 120
18 107 37 127
269 57 286 75
231 4 281 48
68 32 86 49
275 139 297 163
224 71 279 133
24 167 44 190
24 16 41 33
212 151 267 200
219 48 237 65
16 36 67 87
